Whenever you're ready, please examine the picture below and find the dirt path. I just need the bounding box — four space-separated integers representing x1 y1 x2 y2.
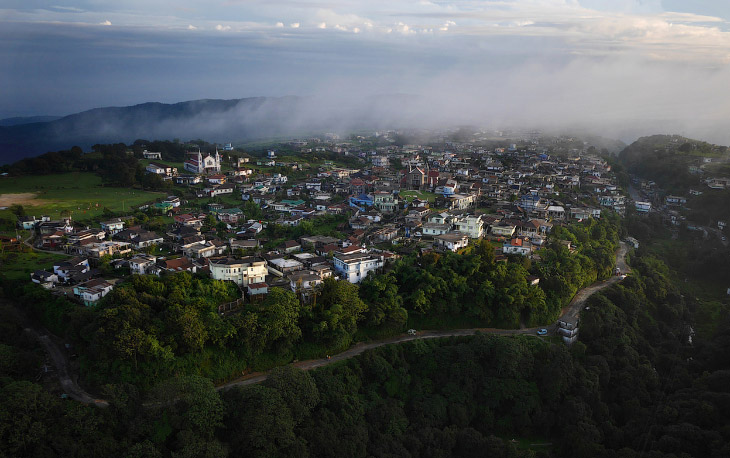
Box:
218 242 632 390
9 304 109 407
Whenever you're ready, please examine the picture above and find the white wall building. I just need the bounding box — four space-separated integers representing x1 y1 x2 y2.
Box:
209 257 268 287
333 251 384 283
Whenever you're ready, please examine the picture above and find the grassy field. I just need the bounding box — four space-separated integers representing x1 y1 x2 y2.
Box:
0 250 68 282
400 190 438 203
0 172 164 221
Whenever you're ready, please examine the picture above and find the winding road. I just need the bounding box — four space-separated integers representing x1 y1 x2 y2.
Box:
25 242 631 402
217 241 632 391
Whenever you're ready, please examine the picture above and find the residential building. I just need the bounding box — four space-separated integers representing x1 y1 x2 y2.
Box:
128 255 158 275
502 238 532 256
100 218 125 235
455 214 484 238
434 232 469 252
209 257 267 287
333 251 384 283
146 162 177 177
74 278 114 306
374 191 398 213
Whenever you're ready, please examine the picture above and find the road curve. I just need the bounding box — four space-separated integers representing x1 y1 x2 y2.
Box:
22 242 631 400
217 242 632 391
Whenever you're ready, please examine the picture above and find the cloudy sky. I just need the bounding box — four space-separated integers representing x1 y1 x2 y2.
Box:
3 0 730 142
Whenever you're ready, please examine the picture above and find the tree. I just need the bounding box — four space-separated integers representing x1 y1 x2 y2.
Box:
308 278 367 346
223 385 296 458
152 375 224 440
264 365 320 424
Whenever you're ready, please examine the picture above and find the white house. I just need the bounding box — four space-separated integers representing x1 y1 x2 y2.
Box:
455 214 484 238
209 257 268 287
333 251 384 283
100 218 125 235
128 255 158 275
434 232 469 252
502 238 532 256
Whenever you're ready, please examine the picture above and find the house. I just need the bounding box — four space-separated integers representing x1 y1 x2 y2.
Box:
422 222 451 237
175 175 203 185
53 257 90 283
407 167 427 190
434 232 469 252
333 251 384 283
444 193 477 210
157 257 198 274
209 257 267 286
502 237 532 256
205 183 235 198
373 192 398 213
288 271 323 300
455 214 484 238
128 255 159 275
18 216 38 230
184 240 226 259
142 150 162 160
146 162 177 177
100 218 125 235
174 214 205 228
185 150 222 174
547 205 566 220
281 240 301 253
216 208 244 224
635 201 652 213
82 241 132 258
665 195 687 206
247 282 269 299
73 278 114 306
30 270 58 288
207 174 227 185
267 257 305 276
491 223 517 238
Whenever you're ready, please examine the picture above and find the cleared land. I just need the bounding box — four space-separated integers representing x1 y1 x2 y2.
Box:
400 190 438 202
0 173 164 220
0 192 53 207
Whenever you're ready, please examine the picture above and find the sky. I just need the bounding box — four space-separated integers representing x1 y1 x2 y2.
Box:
3 0 730 143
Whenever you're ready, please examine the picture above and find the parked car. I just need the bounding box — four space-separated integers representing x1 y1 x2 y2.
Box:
537 328 548 336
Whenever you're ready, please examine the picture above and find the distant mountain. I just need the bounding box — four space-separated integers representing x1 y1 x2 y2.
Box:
0 116 63 127
0 95 422 164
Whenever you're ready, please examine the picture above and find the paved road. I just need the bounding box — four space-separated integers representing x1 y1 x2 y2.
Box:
24 241 631 400
217 242 632 391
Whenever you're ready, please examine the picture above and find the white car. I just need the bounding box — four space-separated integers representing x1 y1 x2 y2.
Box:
407 329 417 336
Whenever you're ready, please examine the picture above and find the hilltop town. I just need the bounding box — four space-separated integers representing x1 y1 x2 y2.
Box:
16 131 624 329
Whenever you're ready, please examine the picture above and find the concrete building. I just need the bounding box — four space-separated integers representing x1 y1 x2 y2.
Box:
209 257 267 287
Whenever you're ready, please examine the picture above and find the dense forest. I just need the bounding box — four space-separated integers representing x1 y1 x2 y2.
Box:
3 248 730 457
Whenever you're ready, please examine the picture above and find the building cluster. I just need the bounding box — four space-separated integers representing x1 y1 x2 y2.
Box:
23 134 624 309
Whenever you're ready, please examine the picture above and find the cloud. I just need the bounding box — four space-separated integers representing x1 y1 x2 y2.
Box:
318 22 326 29
290 22 300 28
187 24 197 30
100 20 111 26
275 21 284 27
215 24 231 31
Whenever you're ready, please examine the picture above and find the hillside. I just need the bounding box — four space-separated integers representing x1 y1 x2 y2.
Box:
0 95 424 164
618 134 730 192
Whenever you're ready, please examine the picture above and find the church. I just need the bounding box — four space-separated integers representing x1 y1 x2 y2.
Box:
184 150 221 175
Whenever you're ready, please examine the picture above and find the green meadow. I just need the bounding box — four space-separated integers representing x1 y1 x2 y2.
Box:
0 172 164 221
